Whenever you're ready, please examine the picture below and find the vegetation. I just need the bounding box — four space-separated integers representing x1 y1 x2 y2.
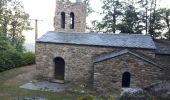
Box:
83 0 94 17
77 95 96 100
0 65 118 100
0 65 78 100
90 0 170 40
0 41 35 71
0 0 34 72
0 65 169 100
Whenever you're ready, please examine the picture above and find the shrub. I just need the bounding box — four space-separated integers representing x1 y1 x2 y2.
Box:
107 95 116 100
0 50 35 72
0 38 35 72
21 52 35 66
77 95 96 100
0 49 21 71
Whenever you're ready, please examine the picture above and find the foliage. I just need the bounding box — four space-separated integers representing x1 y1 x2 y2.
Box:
156 94 170 100
0 37 14 50
105 95 116 100
0 49 35 72
77 94 96 100
21 52 35 66
0 49 21 71
0 37 35 72
95 0 123 33
90 0 170 39
0 0 33 71
117 4 142 34
0 0 32 52
161 8 170 40
83 0 94 16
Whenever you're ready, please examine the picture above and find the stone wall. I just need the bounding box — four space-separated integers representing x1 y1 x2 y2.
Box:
155 55 170 80
93 54 163 95
36 43 155 84
54 1 86 32
155 55 170 67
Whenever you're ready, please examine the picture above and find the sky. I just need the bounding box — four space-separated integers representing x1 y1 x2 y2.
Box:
21 0 170 43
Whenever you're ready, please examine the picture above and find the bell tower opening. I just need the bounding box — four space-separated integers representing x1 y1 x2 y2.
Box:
70 12 74 29
54 0 86 32
61 12 65 29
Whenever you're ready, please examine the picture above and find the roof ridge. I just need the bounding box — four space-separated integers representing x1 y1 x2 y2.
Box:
94 49 163 70
48 31 151 36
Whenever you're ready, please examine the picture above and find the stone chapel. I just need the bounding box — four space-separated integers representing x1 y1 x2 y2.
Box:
36 0 170 94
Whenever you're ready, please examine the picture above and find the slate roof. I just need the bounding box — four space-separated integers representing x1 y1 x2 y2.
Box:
93 49 162 69
154 40 170 55
37 31 156 49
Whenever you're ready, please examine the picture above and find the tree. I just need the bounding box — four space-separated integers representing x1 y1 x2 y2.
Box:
9 0 31 51
92 0 123 33
0 37 14 51
137 0 149 34
90 0 167 39
83 0 94 16
0 37 35 71
149 9 163 38
0 0 35 71
0 0 31 52
117 4 142 34
137 0 164 38
161 8 170 40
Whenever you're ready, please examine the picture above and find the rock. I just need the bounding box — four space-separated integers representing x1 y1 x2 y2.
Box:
144 81 170 96
120 88 146 100
80 90 85 94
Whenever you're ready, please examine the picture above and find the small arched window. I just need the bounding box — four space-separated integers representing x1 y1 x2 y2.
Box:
70 12 74 29
122 72 131 87
61 12 65 28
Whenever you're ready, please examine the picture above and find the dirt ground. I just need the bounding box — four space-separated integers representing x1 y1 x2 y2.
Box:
5 65 37 86
0 65 78 100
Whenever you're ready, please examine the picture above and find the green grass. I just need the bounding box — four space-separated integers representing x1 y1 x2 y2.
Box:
0 65 78 100
0 65 119 100
1 65 170 100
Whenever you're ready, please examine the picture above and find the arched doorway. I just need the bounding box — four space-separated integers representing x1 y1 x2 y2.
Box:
122 72 131 87
54 57 65 80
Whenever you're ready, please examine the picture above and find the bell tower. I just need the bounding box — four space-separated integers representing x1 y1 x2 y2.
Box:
54 0 86 32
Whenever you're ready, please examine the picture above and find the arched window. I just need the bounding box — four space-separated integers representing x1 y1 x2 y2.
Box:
122 72 131 87
54 57 65 80
70 12 74 29
61 12 65 28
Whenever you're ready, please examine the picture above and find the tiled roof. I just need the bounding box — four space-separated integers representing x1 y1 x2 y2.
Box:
37 31 156 49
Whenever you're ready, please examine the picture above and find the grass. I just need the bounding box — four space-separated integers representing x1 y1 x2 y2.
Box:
0 65 117 100
1 65 170 100
0 65 78 100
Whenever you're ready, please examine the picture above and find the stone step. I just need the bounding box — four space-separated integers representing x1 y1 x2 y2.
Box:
52 79 64 84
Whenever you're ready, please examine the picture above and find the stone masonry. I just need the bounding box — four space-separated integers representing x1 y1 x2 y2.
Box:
35 0 169 95
93 53 163 95
54 0 86 32
36 43 160 85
